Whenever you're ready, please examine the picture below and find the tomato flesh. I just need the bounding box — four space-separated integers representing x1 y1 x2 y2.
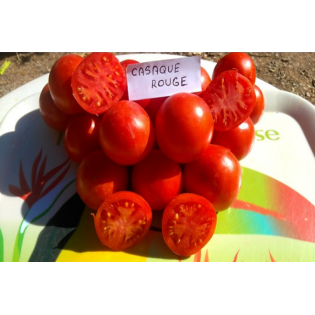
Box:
200 70 256 131
93 191 152 251
162 193 217 256
71 52 127 114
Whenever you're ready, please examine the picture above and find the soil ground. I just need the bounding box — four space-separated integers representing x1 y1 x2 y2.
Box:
1 52 315 106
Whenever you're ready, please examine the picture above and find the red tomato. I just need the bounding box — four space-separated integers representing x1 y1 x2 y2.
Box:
93 191 152 251
144 97 167 126
194 67 211 96
250 85 265 124
183 144 242 211
155 93 214 164
120 59 151 108
212 52 256 85
39 83 71 131
64 113 101 163
48 54 84 115
132 149 183 211
71 52 127 115
162 193 217 256
99 100 155 165
200 70 256 131
211 117 255 160
76 150 129 210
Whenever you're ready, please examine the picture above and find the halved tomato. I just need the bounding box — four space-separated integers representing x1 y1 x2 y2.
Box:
200 70 256 131
162 193 217 256
93 191 152 251
71 52 127 114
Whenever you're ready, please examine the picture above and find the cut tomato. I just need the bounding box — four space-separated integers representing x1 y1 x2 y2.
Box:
93 191 152 251
200 70 256 131
71 52 127 114
162 193 217 256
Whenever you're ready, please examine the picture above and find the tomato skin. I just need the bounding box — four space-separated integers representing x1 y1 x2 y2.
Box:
72 52 127 115
93 191 152 251
183 144 242 211
144 97 167 126
120 59 151 108
39 83 72 131
64 113 101 163
162 193 217 256
99 100 155 166
211 117 255 161
212 52 256 85
200 70 256 131
194 67 211 96
250 85 265 124
76 150 129 210
132 149 183 211
48 54 84 115
155 93 214 164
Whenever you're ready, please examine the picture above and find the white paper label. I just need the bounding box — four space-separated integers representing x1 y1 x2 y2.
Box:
126 56 201 100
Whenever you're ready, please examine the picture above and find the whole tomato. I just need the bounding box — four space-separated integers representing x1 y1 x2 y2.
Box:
64 113 101 163
194 66 211 96
39 83 71 131
250 85 265 124
99 100 155 165
49 54 84 115
155 93 214 164
76 150 129 210
183 144 242 211
132 149 183 210
211 117 255 161
212 52 256 85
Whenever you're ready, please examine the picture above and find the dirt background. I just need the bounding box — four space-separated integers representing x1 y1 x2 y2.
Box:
1 52 315 106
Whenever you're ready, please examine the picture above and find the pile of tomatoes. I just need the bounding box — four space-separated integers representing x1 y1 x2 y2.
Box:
39 52 265 257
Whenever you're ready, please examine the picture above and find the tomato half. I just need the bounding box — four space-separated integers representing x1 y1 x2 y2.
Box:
64 112 101 163
211 117 255 161
132 149 183 211
93 191 152 251
250 85 265 125
162 193 217 256
48 54 84 115
212 52 256 85
155 93 214 164
39 83 71 131
71 52 127 114
76 150 129 210
199 70 256 131
183 144 242 212
99 100 155 165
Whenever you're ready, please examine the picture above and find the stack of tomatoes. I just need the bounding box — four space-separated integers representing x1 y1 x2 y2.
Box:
39 52 265 257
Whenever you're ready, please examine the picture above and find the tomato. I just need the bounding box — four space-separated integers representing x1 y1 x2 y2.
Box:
64 113 101 163
48 54 84 115
162 193 217 256
39 83 71 131
212 52 256 85
250 85 265 125
99 100 155 165
211 117 255 161
120 59 151 108
183 144 242 212
144 97 167 126
93 191 152 251
76 150 129 210
199 70 256 131
132 149 183 211
194 67 211 96
71 52 127 115
155 93 214 164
